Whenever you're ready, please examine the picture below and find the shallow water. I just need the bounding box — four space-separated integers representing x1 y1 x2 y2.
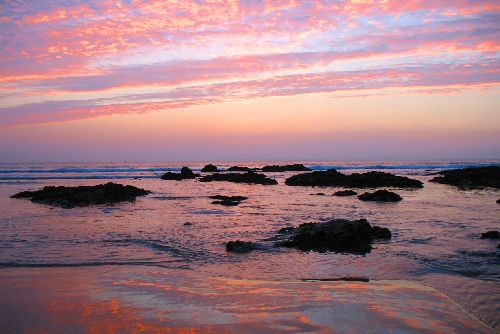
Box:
0 160 499 329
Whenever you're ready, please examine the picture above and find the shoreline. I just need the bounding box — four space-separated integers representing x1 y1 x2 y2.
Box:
0 265 494 333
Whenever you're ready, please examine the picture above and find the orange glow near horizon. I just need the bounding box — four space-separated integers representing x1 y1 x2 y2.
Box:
0 0 499 161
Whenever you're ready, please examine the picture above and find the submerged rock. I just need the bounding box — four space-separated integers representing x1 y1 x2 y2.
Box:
358 190 402 202
201 164 219 172
11 182 150 208
285 169 423 188
160 167 199 180
227 166 252 172
480 231 499 239
210 195 248 206
209 195 249 202
226 240 256 253
275 218 391 254
262 164 311 172
199 172 278 185
430 166 500 189
333 190 358 196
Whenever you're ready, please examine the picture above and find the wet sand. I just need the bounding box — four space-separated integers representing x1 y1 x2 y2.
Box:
0 266 493 333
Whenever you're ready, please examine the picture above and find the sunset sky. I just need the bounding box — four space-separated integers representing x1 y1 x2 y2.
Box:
1 0 499 162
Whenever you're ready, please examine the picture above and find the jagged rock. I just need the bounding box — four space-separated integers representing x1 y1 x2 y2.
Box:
275 218 391 254
11 182 150 208
262 164 311 172
227 166 252 172
201 164 219 172
333 190 358 196
199 171 277 185
160 167 199 180
358 190 402 202
226 240 256 253
285 169 422 188
430 166 500 189
480 231 499 239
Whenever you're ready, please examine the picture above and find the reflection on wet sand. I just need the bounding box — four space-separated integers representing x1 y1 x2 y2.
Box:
0 266 492 333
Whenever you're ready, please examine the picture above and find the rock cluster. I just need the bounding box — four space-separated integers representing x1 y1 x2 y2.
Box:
275 218 391 254
199 172 278 185
11 182 151 208
160 167 199 180
430 166 500 189
285 169 423 188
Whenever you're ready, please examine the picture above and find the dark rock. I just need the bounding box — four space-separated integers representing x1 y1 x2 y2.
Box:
430 166 500 189
285 169 423 188
358 190 402 202
275 218 391 254
11 182 150 208
226 240 256 253
312 192 326 196
333 190 358 196
496 199 500 204
227 166 252 172
201 164 219 172
262 164 311 172
199 171 277 185
183 222 193 226
160 167 199 180
209 195 249 201
480 231 499 239
212 200 240 206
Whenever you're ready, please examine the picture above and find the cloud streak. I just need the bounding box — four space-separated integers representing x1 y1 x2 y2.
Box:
0 0 499 125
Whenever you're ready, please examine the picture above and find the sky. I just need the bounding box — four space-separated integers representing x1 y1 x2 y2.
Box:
0 0 499 162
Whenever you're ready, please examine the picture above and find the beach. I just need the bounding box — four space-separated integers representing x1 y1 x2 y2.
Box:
0 160 499 333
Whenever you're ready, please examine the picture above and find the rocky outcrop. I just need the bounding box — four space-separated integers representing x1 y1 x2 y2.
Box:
480 231 499 239
201 164 219 172
430 166 500 189
160 167 199 180
285 169 423 188
227 166 252 172
261 164 311 172
334 190 358 196
358 190 402 202
226 240 256 253
199 172 278 185
210 195 248 206
275 218 391 254
11 182 150 208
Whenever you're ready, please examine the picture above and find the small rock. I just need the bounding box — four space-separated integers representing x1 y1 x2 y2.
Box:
333 190 358 196
312 192 326 196
183 222 193 226
480 231 499 239
226 240 256 253
358 190 402 202
201 164 219 172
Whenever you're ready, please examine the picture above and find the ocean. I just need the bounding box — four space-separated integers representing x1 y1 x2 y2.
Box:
0 160 499 329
